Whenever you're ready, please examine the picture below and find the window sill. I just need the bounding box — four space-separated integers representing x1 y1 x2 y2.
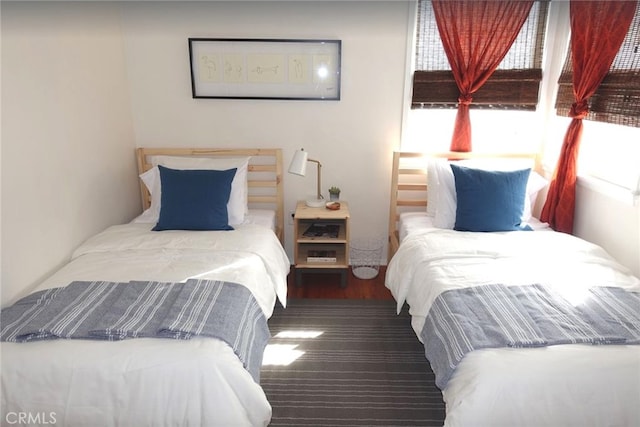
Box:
577 175 639 207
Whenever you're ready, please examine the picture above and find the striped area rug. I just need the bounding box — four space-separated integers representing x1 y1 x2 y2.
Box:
261 299 446 426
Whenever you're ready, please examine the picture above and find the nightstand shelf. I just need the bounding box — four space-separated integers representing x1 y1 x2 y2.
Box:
293 201 350 287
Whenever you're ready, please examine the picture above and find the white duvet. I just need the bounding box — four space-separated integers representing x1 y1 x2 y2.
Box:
2 222 290 427
386 228 640 427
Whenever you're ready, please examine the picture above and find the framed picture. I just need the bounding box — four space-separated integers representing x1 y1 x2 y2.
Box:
188 38 341 100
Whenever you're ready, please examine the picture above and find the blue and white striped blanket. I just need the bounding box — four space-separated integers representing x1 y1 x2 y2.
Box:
421 284 640 389
0 279 270 382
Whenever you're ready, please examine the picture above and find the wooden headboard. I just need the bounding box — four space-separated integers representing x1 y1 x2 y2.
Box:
388 151 538 261
136 147 284 244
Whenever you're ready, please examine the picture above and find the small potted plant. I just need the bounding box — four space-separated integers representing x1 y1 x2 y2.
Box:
328 186 341 201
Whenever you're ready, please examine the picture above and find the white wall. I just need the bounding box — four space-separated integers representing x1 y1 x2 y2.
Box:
120 1 411 258
558 120 640 277
574 180 640 277
1 2 139 305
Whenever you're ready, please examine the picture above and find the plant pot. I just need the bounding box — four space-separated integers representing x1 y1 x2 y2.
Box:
329 193 340 201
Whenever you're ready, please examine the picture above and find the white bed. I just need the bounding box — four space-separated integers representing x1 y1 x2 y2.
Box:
1 148 289 427
385 152 640 427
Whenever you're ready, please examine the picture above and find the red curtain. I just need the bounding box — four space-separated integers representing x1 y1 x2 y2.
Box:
540 0 636 234
432 0 533 152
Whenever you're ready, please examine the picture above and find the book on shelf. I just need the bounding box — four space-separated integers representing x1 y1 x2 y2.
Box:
306 249 337 263
302 223 340 238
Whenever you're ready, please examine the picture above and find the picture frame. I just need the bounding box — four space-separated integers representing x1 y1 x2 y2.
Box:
188 38 341 100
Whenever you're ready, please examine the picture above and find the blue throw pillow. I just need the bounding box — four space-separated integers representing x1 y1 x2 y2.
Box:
450 164 531 232
153 166 237 231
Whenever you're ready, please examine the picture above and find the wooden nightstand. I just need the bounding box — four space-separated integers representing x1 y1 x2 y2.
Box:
293 200 350 288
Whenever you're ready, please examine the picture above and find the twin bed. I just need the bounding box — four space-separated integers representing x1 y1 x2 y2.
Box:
385 151 640 426
1 148 289 426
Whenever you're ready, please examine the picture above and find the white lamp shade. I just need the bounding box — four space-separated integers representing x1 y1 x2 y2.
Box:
288 149 308 176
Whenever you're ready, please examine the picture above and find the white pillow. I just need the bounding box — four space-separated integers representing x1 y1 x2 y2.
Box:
135 156 249 225
523 170 549 220
433 160 458 229
431 158 548 229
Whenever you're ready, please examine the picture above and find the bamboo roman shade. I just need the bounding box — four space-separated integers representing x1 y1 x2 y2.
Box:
555 3 640 128
412 0 548 110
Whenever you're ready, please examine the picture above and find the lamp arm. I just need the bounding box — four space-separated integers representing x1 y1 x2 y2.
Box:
308 158 323 200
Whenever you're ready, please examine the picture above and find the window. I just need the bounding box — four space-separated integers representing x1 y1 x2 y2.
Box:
412 0 548 110
555 2 640 128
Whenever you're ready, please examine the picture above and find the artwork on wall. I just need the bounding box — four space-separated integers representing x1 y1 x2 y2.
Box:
188 38 341 100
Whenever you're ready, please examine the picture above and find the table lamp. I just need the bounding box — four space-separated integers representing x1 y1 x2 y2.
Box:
289 148 325 207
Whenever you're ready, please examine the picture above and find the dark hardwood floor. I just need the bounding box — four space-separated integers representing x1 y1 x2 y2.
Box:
286 266 393 300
